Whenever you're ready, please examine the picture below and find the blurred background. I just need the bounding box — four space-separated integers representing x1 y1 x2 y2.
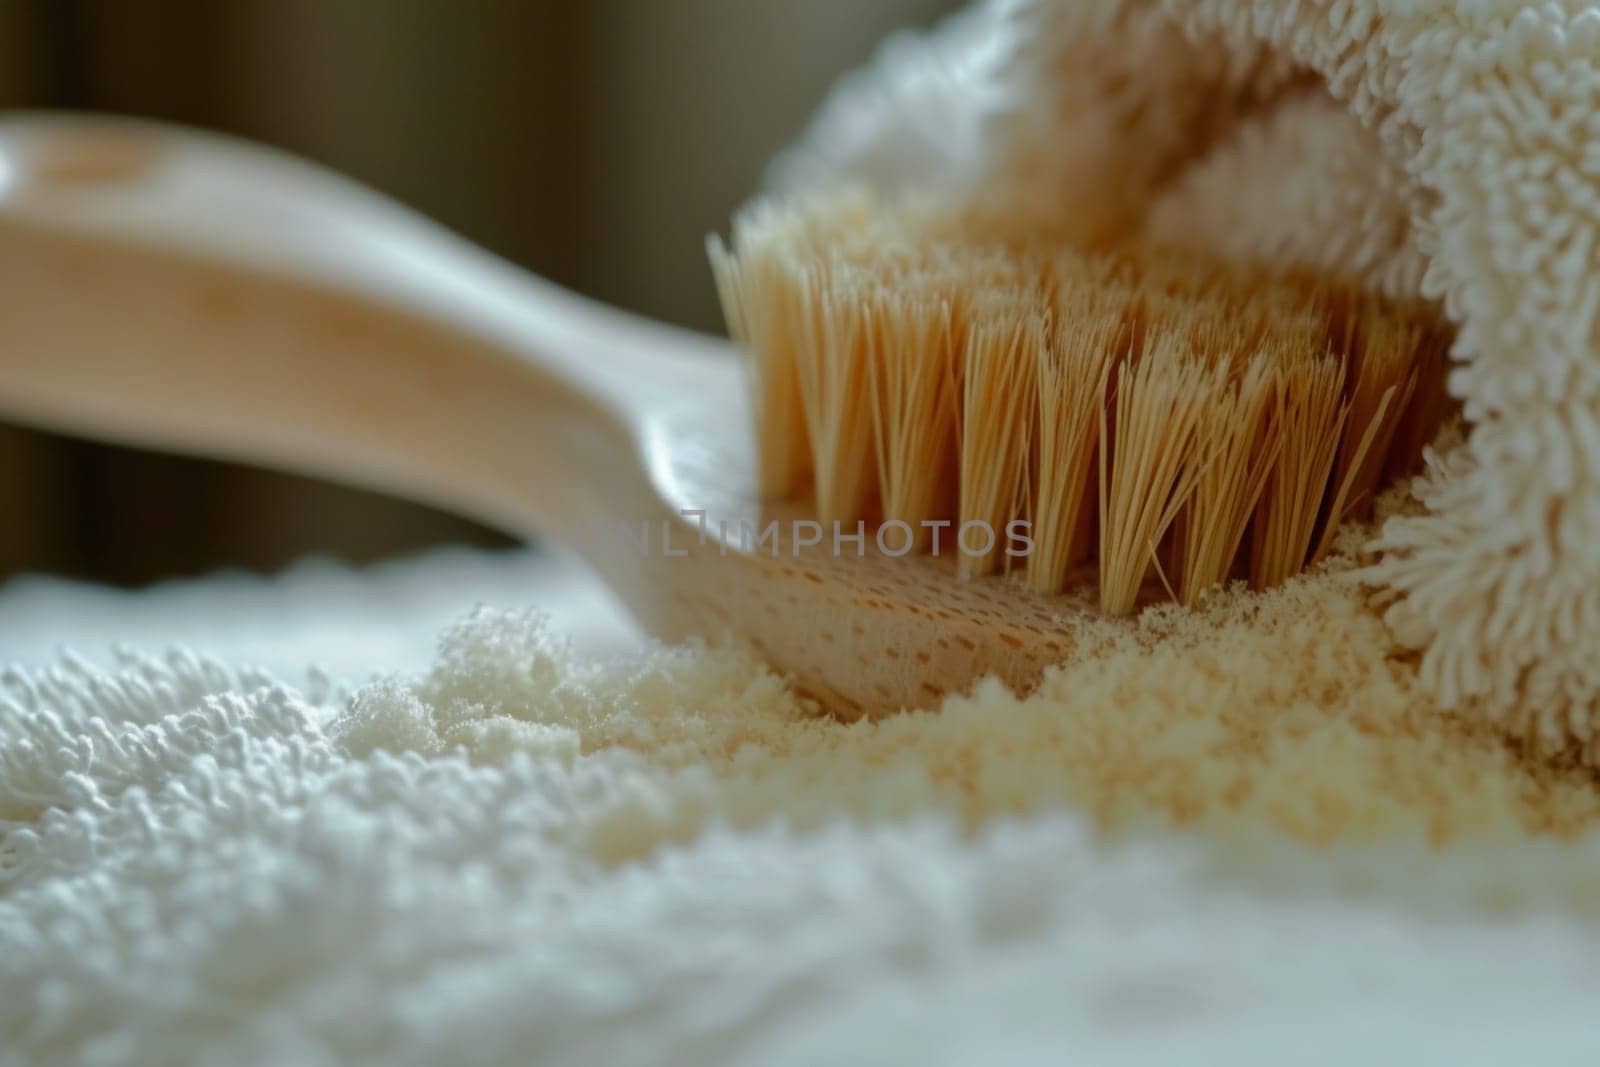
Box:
0 0 957 586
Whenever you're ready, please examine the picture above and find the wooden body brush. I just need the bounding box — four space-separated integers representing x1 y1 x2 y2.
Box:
0 115 1446 716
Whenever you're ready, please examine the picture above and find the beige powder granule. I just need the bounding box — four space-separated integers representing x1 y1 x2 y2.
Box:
334 519 1600 859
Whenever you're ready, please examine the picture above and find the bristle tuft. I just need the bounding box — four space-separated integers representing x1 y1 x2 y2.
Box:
1252 348 1346 589
1027 288 1125 594
795 265 878 524
958 300 1041 578
1098 340 1219 615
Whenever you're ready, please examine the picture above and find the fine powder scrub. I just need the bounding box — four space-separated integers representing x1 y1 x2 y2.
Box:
334 496 1600 867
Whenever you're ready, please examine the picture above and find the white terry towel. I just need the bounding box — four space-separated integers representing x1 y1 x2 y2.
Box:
775 0 1600 762
9 550 1600 1065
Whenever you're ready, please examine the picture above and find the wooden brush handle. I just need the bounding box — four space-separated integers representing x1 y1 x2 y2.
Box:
0 115 1091 718
0 113 732 546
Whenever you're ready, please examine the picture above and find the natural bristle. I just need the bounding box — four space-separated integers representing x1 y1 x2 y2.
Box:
709 191 1452 615
958 301 1041 578
794 266 878 524
869 286 959 542
1251 347 1346 590
1098 343 1218 614
1176 354 1278 607
1028 289 1123 594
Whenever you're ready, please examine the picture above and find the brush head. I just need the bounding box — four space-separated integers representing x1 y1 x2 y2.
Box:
710 190 1451 619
